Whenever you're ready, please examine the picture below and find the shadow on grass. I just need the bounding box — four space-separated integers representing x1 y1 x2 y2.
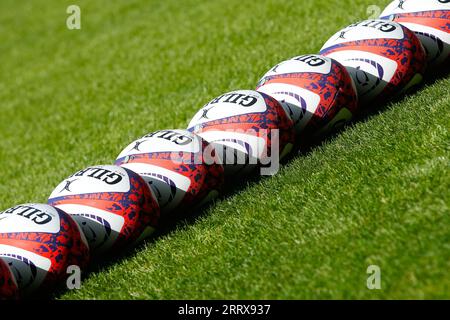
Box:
297 67 450 156
49 67 449 300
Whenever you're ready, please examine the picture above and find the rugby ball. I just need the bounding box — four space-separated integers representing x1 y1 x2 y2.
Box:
0 203 89 296
380 0 450 67
187 90 295 175
320 19 427 105
0 258 18 299
48 165 160 254
256 54 358 136
115 130 224 214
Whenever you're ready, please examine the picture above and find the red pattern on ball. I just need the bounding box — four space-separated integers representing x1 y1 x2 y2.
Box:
115 138 224 211
256 59 358 136
192 93 295 164
321 25 427 104
49 169 160 250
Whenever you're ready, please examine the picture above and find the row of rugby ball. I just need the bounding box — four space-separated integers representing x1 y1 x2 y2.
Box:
1 0 449 299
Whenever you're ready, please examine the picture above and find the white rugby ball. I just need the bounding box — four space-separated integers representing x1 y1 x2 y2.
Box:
48 165 160 254
256 54 358 136
380 0 450 67
0 203 89 296
115 129 224 214
320 19 427 104
187 90 295 175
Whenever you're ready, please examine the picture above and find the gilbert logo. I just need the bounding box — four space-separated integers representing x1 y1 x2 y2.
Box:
349 20 397 33
143 130 193 146
208 92 258 108
70 167 123 185
1 205 53 225
294 54 326 67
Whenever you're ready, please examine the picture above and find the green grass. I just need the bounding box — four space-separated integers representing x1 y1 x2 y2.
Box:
0 0 449 299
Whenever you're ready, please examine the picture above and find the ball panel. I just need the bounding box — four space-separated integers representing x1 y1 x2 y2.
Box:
117 130 201 159
380 0 449 15
322 50 397 102
0 258 18 300
49 165 131 199
116 130 224 213
120 162 191 213
182 162 224 208
304 68 358 135
321 20 405 48
197 130 267 159
48 167 160 253
320 20 427 104
260 55 333 78
0 244 51 294
189 91 292 133
257 56 358 136
188 90 295 175
188 90 268 128
257 82 321 132
381 26 427 97
388 11 450 32
0 205 88 259
0 204 60 234
380 7 450 65
52 204 123 253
